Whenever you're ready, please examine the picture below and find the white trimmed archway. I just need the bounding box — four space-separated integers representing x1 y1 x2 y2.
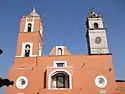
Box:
48 69 72 90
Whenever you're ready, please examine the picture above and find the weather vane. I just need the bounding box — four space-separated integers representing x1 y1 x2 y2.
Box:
89 8 95 14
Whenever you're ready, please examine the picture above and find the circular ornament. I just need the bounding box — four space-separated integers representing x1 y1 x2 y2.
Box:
95 75 107 88
16 76 28 89
95 37 102 44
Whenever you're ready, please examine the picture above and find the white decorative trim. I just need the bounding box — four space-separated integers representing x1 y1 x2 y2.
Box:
40 23 43 37
53 61 67 68
24 17 34 32
15 55 37 57
95 75 107 88
21 42 33 57
38 43 42 56
16 76 28 89
31 55 38 57
32 17 35 31
24 18 27 32
15 56 23 57
47 66 72 69
49 88 71 90
48 69 72 90
56 46 64 55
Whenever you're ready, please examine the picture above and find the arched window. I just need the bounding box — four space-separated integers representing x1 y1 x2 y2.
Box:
28 23 32 32
94 23 99 29
57 48 62 55
25 44 30 57
51 71 69 89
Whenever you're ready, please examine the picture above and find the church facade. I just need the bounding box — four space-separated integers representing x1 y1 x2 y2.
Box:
6 8 125 94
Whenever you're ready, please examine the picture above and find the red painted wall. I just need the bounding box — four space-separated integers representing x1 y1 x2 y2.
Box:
7 55 118 94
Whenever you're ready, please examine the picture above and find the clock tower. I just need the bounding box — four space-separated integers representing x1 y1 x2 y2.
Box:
86 9 109 55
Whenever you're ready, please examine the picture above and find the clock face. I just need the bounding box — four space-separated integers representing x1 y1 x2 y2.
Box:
95 37 101 44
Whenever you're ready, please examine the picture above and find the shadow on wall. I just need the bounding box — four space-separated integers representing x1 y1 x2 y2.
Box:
44 71 47 89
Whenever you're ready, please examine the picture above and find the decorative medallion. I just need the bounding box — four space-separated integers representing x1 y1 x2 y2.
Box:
95 37 101 44
16 76 28 89
95 75 107 88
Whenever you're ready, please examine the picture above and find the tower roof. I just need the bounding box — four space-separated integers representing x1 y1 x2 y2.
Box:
28 7 40 17
49 46 71 56
88 8 102 18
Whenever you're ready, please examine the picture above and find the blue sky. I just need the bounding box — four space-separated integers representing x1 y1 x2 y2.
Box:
0 0 125 93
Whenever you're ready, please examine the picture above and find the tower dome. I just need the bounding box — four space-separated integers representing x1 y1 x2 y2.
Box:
28 7 40 17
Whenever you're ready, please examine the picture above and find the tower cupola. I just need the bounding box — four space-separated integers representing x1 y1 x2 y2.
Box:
28 7 40 17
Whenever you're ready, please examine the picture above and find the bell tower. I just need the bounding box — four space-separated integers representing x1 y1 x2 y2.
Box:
16 7 43 57
86 9 109 55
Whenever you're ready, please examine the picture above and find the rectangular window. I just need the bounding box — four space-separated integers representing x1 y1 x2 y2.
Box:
56 63 64 67
53 61 67 68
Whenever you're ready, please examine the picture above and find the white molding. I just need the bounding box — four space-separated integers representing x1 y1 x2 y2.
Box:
24 18 27 32
95 75 107 88
16 76 28 89
31 55 38 57
32 17 35 32
48 88 71 90
40 23 43 37
38 43 42 56
15 55 37 58
48 69 72 90
47 66 72 69
21 42 33 57
15 56 23 57
24 17 34 32
53 61 67 68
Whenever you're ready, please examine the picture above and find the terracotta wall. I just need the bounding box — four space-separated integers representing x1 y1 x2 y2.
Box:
116 82 125 94
7 55 118 94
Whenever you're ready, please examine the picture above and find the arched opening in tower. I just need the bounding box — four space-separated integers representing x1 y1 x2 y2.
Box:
57 48 62 55
28 23 32 32
25 44 30 57
94 23 99 29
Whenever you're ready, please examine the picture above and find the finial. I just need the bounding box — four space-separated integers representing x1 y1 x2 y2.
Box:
90 8 95 14
88 8 100 18
28 6 39 17
33 6 36 13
